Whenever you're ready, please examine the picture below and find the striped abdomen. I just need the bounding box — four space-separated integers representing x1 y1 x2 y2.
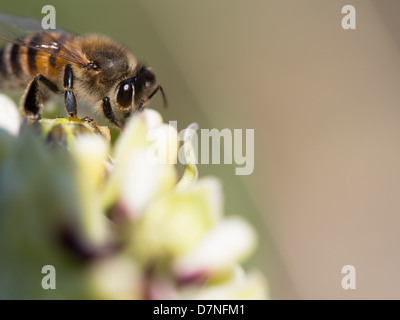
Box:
0 32 70 90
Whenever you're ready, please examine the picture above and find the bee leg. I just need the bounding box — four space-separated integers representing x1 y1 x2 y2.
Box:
23 75 60 119
123 111 131 119
102 97 123 129
138 99 145 113
63 64 78 118
81 116 94 123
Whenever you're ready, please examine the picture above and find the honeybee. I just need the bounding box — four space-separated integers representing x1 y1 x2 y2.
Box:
0 13 166 129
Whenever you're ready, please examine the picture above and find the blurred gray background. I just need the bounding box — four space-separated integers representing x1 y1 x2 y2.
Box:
2 0 400 299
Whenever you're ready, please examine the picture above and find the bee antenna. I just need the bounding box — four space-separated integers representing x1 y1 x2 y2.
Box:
149 85 168 109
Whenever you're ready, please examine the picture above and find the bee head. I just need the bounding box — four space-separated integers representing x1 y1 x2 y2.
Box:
115 66 167 113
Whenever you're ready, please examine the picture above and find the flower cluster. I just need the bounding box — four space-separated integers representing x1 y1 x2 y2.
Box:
0 94 268 299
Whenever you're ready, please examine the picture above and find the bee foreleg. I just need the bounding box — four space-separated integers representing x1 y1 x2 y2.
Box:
138 99 145 113
23 75 60 119
102 97 122 129
63 64 78 118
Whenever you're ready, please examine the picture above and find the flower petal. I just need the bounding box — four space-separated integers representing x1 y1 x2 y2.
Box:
142 108 163 130
103 110 171 210
120 149 177 219
130 177 223 263
177 123 199 190
88 256 143 299
70 135 110 246
173 217 256 279
189 265 269 300
146 123 179 165
0 94 20 136
112 115 147 160
102 115 148 209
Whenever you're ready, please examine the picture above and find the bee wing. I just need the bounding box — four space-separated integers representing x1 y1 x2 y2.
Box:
0 13 45 39
0 13 87 67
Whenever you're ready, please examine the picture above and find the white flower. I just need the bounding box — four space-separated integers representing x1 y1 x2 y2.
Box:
0 97 268 300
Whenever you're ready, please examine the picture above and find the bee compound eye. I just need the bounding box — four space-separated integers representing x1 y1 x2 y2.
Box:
117 80 134 108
